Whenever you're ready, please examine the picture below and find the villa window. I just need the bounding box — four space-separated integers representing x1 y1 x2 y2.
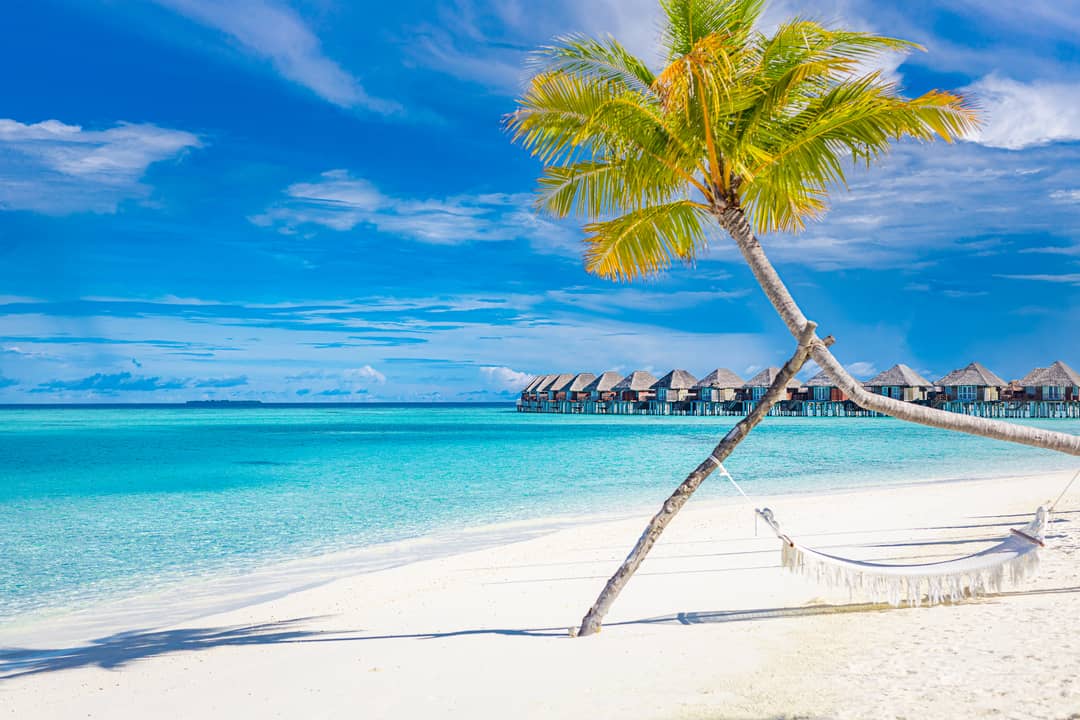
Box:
957 385 978 402
752 386 767 401
813 386 831 402
1045 385 1063 401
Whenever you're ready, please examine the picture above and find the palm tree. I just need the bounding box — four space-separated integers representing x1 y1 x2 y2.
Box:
508 0 1080 637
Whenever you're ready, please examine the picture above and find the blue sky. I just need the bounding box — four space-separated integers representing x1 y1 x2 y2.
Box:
0 0 1078 402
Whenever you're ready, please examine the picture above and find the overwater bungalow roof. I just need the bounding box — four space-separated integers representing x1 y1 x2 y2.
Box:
535 374 562 392
866 364 933 388
655 369 698 390
613 370 659 392
693 368 743 389
936 362 1006 388
1019 360 1080 387
744 367 800 389
566 372 598 392
546 373 576 393
583 371 623 393
804 369 839 387
522 375 545 392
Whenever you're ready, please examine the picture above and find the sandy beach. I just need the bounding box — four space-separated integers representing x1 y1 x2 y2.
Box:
2 469 1078 719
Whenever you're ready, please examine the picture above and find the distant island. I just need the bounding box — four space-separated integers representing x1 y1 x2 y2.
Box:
184 400 264 407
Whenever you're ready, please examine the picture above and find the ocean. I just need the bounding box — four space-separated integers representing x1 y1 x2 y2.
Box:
1 404 1077 622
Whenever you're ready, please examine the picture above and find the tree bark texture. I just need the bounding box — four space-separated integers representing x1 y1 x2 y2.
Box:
576 322 821 637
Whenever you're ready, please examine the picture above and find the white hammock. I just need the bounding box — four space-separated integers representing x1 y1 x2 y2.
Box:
755 505 1049 607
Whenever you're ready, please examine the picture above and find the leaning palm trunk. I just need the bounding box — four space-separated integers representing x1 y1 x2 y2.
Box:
577 208 1080 636
577 322 822 636
716 205 1080 456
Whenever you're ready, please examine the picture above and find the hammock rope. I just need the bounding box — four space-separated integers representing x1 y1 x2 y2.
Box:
715 464 1079 607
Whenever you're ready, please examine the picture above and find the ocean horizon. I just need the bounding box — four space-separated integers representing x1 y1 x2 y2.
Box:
2 404 1076 623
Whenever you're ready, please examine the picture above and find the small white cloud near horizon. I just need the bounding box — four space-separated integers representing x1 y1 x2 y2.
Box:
964 75 1080 150
345 365 387 384
153 0 398 113
0 119 200 214
480 365 532 392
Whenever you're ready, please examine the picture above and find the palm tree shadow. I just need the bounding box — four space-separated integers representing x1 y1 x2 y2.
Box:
0 617 364 681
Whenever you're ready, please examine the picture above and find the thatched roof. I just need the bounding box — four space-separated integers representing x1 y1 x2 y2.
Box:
522 375 546 392
546 373 576 393
533 375 557 392
566 372 597 392
936 362 1006 387
804 369 839 387
655 369 698 390
613 370 659 392
693 368 743 389
1019 360 1080 387
583 371 622 393
866 364 933 388
744 367 800 389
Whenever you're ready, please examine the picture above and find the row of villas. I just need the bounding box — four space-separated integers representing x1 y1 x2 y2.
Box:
517 360 1080 419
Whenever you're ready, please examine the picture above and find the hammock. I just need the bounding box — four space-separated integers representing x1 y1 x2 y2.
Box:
755 505 1049 607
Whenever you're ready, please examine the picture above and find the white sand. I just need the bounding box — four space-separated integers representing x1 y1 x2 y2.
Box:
2 470 1078 719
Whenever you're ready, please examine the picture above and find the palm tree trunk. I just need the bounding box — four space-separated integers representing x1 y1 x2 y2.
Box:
576 321 821 637
715 205 1080 457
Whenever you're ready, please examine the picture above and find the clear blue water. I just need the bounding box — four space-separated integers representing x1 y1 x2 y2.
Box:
1 405 1077 621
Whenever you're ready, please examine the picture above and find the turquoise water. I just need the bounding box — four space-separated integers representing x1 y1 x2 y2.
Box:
1 405 1077 621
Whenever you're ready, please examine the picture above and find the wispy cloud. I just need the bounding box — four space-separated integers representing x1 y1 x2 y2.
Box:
152 0 398 113
252 169 579 254
996 273 1080 286
0 119 200 214
33 372 189 394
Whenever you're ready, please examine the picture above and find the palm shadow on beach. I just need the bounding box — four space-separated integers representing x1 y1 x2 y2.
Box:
0 617 368 681
6 584 1079 681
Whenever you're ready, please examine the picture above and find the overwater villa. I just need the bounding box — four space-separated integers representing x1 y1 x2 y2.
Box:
694 369 743 403
865 364 933 402
518 359 1080 418
613 371 659 402
1018 361 1080 402
742 367 800 402
804 369 847 403
654 370 698 402
936 362 1007 403
562 373 597 402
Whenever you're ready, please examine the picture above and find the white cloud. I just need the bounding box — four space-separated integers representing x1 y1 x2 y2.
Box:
252 169 580 254
345 365 387 384
152 0 398 113
964 75 1080 150
845 361 878 379
0 119 200 214
480 365 532 391
1050 190 1080 203
996 273 1080 286
546 287 749 314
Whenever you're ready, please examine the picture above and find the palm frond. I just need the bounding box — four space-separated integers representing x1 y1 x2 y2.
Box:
660 0 764 61
584 201 712 281
532 34 658 98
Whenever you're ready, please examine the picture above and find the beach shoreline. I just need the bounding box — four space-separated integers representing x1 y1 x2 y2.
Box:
2 468 1078 718
2 465 1069 644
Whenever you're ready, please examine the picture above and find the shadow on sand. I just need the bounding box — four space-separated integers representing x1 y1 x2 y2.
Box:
0 617 365 680
6 585 1078 680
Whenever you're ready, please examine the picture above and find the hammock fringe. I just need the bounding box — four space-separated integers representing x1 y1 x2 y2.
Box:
775 506 1049 607
780 540 1042 607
